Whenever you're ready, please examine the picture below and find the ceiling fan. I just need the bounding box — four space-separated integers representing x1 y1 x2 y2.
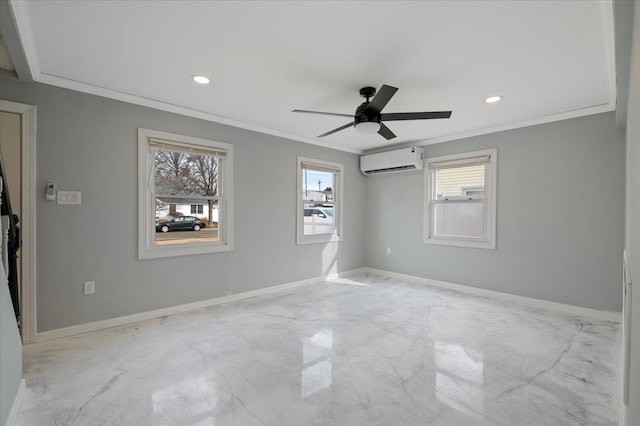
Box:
293 85 452 140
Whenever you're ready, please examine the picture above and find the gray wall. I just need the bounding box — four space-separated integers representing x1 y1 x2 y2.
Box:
0 69 627 328
614 0 635 129
0 76 366 332
624 1 639 424
1 266 22 425
365 112 625 311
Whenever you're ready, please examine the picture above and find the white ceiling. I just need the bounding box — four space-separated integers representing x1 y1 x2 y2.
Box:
14 1 615 153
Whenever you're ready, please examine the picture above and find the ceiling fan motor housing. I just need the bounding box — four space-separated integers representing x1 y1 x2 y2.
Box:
355 102 381 125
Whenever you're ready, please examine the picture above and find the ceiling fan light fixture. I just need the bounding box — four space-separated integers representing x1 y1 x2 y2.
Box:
485 95 502 103
192 75 211 85
354 121 381 135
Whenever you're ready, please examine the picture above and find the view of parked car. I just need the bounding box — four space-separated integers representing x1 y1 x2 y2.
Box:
303 207 334 234
155 216 207 232
304 207 333 220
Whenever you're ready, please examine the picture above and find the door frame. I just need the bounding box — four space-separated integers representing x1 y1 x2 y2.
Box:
0 100 36 344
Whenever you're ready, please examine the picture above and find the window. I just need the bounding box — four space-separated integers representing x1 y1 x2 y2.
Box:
138 128 233 259
297 157 343 245
424 148 497 249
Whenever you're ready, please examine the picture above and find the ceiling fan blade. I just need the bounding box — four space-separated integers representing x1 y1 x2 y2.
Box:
378 123 397 140
382 111 452 121
365 84 398 115
292 109 353 118
318 122 353 138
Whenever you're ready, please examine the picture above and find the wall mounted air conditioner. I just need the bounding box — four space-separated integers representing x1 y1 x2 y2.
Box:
360 147 424 175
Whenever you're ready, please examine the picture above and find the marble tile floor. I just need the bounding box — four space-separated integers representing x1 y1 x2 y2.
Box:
16 274 621 425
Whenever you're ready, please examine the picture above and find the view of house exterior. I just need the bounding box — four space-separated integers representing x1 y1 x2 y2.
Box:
156 198 219 223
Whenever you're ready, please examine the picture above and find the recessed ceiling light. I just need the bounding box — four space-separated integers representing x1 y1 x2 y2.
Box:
485 95 502 103
192 75 210 85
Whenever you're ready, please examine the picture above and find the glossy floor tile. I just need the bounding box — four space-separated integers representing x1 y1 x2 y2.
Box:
17 274 621 425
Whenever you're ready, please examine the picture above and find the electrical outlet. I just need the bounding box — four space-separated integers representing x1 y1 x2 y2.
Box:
386 247 391 255
83 281 95 295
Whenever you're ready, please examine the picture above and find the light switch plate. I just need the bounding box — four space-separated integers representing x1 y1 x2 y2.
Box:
83 281 95 295
58 191 81 205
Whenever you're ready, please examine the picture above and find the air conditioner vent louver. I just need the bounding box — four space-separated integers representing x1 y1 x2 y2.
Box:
364 165 417 174
360 147 424 175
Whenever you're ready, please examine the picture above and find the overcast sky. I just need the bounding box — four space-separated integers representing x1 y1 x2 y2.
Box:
302 170 334 192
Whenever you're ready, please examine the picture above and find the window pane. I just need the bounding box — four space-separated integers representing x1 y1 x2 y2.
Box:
434 201 484 238
435 164 485 200
297 157 343 245
302 169 334 203
190 204 204 215
303 203 335 235
155 198 219 245
153 149 220 246
140 129 233 259
154 150 219 197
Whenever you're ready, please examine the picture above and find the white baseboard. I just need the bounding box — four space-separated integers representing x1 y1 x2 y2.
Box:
5 379 25 426
364 268 621 322
326 267 369 281
30 266 618 343
31 269 363 343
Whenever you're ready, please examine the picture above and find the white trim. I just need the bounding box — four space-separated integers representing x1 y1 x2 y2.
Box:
35 73 363 155
137 128 234 260
296 156 344 245
364 268 621 322
602 0 618 108
0 100 37 344
8 1 41 79
424 148 497 250
35 72 616 157
325 267 368 281
622 250 632 406
0 0 40 81
31 269 365 343
5 379 25 426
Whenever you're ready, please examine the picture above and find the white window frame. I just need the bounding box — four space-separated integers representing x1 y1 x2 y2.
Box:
424 148 497 249
297 156 344 245
138 128 234 259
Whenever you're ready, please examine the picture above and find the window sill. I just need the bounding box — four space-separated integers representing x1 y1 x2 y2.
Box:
297 234 342 245
138 241 233 260
424 237 495 250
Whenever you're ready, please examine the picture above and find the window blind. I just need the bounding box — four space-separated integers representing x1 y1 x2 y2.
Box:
301 161 341 174
429 155 490 170
149 138 227 158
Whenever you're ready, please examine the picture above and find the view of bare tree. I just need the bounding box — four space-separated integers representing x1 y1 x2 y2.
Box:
154 150 219 225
